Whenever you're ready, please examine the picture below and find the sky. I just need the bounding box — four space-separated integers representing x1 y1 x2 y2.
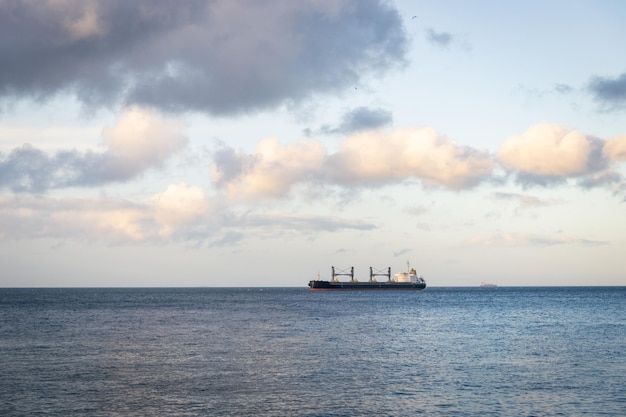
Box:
1 0 625 287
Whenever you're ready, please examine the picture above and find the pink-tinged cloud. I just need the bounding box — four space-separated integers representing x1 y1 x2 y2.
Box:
151 183 211 237
0 194 152 241
100 106 187 179
603 135 626 162
0 182 375 243
498 124 606 179
211 137 327 200
211 127 494 199
0 184 212 242
328 128 493 189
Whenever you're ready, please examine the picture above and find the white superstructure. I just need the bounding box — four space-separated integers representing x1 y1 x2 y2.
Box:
394 262 426 284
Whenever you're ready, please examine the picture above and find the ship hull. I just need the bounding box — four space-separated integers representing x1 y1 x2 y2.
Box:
308 280 426 291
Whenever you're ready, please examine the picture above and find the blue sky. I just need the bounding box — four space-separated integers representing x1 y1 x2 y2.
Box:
1 0 625 287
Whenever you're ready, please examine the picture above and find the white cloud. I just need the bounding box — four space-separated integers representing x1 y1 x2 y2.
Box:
0 187 210 243
498 123 605 178
101 106 188 178
0 181 374 243
497 124 626 191
0 194 151 241
152 183 211 237
0 183 210 242
211 137 327 200
211 127 494 199
329 128 493 189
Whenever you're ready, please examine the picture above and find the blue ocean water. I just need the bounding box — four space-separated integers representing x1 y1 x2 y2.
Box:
0 287 624 416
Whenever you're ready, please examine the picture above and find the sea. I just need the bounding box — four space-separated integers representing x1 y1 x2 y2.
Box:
0 287 624 416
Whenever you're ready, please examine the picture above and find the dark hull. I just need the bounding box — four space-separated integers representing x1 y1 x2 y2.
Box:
308 280 426 291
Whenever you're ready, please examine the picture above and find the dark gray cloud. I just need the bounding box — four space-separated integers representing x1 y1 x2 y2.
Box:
425 28 453 48
0 145 155 192
0 0 407 115
314 106 393 135
0 145 93 193
588 72 626 111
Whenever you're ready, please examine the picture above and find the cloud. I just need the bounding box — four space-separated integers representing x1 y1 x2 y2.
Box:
492 192 556 209
588 72 626 111
316 106 393 135
151 183 211 238
0 0 407 115
393 248 411 257
211 127 494 199
0 184 374 243
403 205 430 216
0 107 187 192
603 135 626 162
62 0 105 41
208 231 245 248
344 108 393 132
237 212 376 233
0 193 154 242
577 169 623 189
497 125 626 194
490 192 564 219
328 128 493 189
0 184 212 242
554 83 574 94
424 27 472 51
211 137 328 200
425 28 453 48
498 123 609 186
468 232 608 247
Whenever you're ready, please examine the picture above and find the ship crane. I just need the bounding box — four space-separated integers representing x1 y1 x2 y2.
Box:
331 266 354 282
369 267 391 282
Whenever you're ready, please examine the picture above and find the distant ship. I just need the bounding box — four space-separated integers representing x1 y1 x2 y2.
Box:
308 263 426 291
480 282 497 288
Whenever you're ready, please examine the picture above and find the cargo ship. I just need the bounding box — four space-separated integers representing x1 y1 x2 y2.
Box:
308 263 426 291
